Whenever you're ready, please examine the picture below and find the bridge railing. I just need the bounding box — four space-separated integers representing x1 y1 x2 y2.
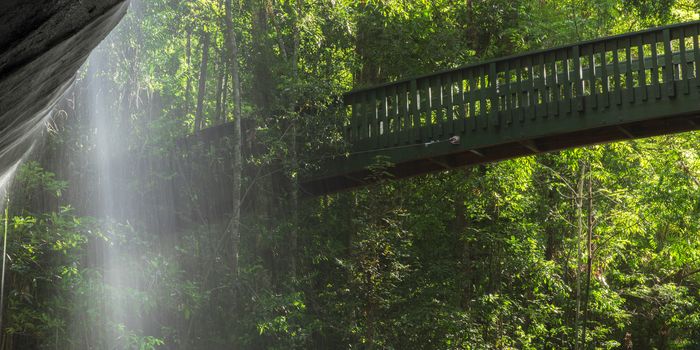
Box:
342 21 700 152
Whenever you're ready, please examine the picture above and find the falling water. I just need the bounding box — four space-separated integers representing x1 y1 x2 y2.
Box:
72 5 155 346
86 40 139 348
0 144 36 201
0 141 35 337
0 83 50 336
0 83 60 200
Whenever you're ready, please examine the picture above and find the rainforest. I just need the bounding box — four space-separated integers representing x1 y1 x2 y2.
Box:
1 0 700 349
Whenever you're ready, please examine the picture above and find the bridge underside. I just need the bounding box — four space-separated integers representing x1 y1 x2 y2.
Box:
300 21 700 196
301 110 700 196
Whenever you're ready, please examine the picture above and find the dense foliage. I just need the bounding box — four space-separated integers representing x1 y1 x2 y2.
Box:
1 0 700 349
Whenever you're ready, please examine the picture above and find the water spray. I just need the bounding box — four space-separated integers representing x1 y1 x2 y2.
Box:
0 198 8 341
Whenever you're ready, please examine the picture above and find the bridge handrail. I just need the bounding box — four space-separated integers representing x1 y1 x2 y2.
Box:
342 20 700 152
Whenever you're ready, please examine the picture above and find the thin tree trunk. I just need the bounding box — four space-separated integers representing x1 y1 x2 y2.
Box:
287 0 303 276
290 0 301 78
221 71 229 123
582 162 594 348
214 49 226 124
185 27 193 117
289 123 298 275
194 30 210 131
574 163 585 350
224 0 243 275
269 0 288 60
454 171 471 308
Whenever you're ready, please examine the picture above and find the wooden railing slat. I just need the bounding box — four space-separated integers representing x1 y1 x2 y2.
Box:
680 28 690 94
506 60 515 123
445 73 455 135
651 34 661 99
625 38 634 103
420 78 431 141
396 83 405 144
479 66 488 129
525 57 536 119
612 40 622 105
516 59 526 122
600 43 610 107
694 25 700 87
551 52 561 117
663 28 675 97
563 49 572 114
489 62 499 127
468 70 477 130
377 87 387 148
588 46 597 110
573 46 583 112
430 76 441 138
455 70 466 133
637 36 648 101
348 94 357 143
409 79 419 142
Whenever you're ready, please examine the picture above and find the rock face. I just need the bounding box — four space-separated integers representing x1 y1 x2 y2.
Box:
0 0 128 176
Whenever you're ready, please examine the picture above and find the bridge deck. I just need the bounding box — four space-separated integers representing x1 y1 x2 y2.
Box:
300 21 700 196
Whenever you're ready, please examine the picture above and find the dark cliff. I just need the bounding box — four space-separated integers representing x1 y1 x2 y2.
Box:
0 0 128 174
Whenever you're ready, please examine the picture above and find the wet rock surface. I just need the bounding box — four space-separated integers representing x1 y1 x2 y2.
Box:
0 0 128 175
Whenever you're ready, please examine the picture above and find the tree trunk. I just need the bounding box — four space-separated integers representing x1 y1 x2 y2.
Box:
194 30 210 131
288 0 304 277
454 173 471 308
574 162 585 350
224 0 243 275
582 162 593 348
214 48 226 124
221 70 229 123
185 27 192 117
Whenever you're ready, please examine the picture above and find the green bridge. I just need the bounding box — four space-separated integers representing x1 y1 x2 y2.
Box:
299 21 700 196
